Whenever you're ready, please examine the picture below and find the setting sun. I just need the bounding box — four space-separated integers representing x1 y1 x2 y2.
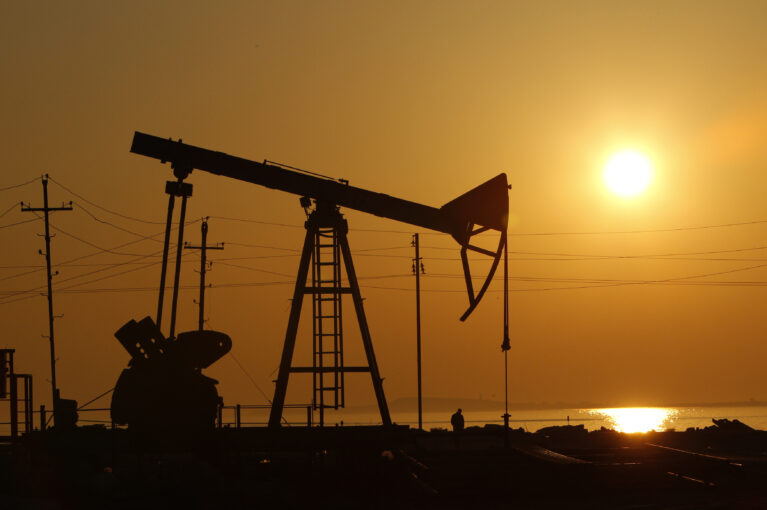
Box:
589 407 678 433
604 150 653 197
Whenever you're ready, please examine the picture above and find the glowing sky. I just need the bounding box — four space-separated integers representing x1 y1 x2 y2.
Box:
2 1 767 419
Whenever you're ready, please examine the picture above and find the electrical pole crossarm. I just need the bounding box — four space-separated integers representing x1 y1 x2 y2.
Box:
185 244 224 250
21 204 73 212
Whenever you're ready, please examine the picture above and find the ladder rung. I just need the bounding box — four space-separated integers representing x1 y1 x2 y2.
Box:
303 287 352 295
317 262 336 266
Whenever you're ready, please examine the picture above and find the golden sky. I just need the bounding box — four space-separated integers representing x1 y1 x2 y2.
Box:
2 1 767 419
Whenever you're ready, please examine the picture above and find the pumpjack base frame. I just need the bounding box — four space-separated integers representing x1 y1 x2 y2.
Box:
268 204 392 428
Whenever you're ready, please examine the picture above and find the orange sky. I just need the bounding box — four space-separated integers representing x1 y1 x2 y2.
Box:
2 1 767 421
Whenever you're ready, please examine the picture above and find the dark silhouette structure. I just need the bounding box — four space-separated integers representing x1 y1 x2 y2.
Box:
0 349 34 437
110 316 231 432
129 131 509 428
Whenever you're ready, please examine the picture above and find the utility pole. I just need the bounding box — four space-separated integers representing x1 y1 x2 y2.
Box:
21 174 72 424
184 219 223 331
412 233 424 430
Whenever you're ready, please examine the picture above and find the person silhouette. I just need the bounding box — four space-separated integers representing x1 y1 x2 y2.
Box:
451 408 464 432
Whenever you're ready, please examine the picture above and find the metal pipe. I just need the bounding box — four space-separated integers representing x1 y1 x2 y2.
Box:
168 191 188 339
156 189 176 331
198 221 208 331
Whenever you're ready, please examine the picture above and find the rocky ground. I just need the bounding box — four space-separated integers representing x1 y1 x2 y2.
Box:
3 421 767 509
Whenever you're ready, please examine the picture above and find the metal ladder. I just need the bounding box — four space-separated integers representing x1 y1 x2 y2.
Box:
311 227 344 424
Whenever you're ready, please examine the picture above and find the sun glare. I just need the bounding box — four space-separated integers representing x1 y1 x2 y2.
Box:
589 407 677 433
603 150 652 197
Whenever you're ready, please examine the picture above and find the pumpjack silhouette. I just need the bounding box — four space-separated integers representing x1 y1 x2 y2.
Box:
127 131 509 429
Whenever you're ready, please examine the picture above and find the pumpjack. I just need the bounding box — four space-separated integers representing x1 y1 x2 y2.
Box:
130 132 509 428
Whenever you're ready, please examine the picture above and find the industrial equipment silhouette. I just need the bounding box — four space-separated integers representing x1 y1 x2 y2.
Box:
129 131 509 428
111 316 231 432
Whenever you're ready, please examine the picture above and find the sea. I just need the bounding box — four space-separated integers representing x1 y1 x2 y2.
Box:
298 406 767 433
5 405 767 435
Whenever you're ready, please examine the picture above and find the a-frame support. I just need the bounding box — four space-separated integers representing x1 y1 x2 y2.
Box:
268 203 392 428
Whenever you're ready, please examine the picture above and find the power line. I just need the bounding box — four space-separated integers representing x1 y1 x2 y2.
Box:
49 221 162 256
508 219 767 236
225 241 300 252
227 352 273 405
48 177 165 225
0 261 173 269
0 217 40 230
0 247 178 304
213 261 294 278
40 179 767 237
0 217 206 298
214 214 767 236
0 203 19 219
506 245 767 259
0 222 187 285
0 176 40 192
24 177 767 238
73 202 165 243
211 216 303 229
0 259 165 305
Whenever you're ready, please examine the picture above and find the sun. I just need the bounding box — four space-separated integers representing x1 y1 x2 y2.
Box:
603 150 652 197
589 407 678 433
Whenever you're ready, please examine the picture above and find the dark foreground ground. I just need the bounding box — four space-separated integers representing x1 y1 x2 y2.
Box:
2 422 767 509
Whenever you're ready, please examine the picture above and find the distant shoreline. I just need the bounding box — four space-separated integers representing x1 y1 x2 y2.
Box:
346 397 767 413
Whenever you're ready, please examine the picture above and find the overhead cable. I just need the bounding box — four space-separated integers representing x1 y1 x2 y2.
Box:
0 176 40 192
48 177 165 224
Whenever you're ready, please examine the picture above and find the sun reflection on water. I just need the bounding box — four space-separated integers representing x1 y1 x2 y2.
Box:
588 407 678 433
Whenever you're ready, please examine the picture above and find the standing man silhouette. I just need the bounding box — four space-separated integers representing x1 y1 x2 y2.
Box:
451 408 465 448
451 408 465 432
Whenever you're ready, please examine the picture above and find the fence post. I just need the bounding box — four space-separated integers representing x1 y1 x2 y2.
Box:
25 376 33 433
111 419 116 468
235 404 241 429
10 375 18 439
307 406 312 427
40 405 46 432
